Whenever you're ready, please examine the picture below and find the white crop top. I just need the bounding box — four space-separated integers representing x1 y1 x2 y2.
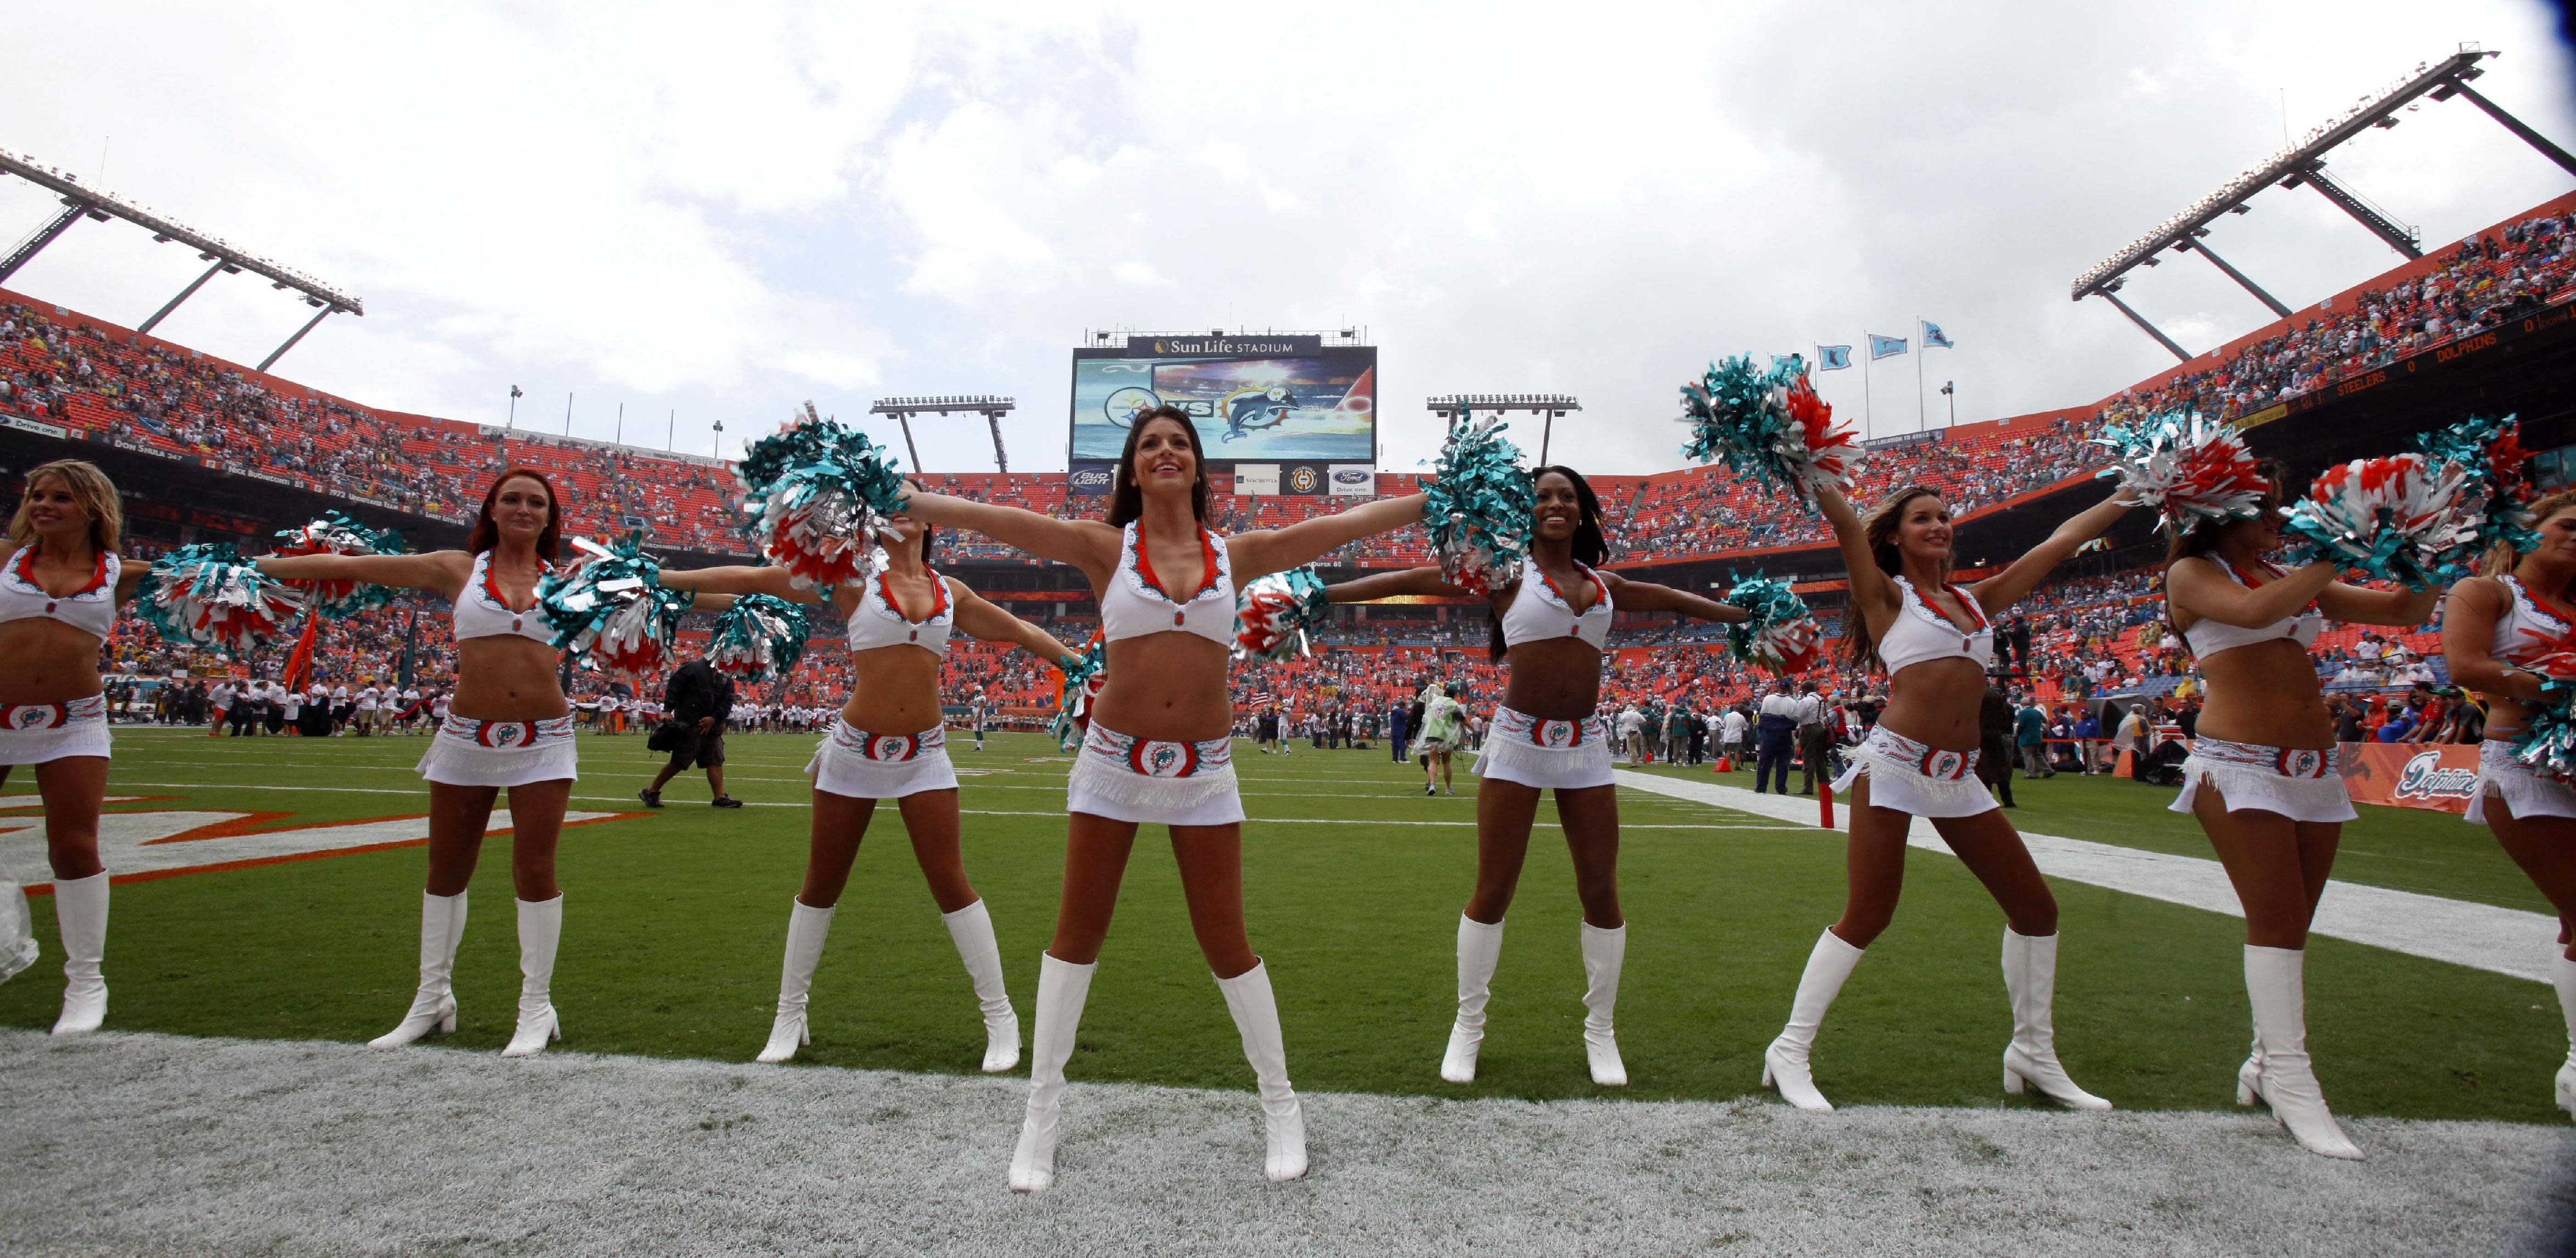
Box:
2490 574 2575 667
453 551 556 644
1100 523 1234 646
1500 556 1611 650
1879 577 1993 674
0 545 119 641
2179 555 2321 660
851 568 954 656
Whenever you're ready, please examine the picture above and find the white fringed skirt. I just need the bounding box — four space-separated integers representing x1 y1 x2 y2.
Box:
2168 736 2354 824
809 718 959 800
417 715 578 788
0 696 109 765
1067 723 1243 825
1474 707 1614 790
2467 738 2576 824
1832 725 1996 818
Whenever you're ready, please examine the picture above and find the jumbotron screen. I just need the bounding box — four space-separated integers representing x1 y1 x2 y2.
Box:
1068 336 1376 479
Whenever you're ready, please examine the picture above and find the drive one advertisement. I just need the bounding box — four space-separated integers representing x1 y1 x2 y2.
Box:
1069 337 1377 470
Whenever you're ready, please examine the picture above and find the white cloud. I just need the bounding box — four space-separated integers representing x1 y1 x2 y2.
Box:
0 1 2567 472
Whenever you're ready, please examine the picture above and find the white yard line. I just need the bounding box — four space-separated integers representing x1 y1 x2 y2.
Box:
1613 770 2562 984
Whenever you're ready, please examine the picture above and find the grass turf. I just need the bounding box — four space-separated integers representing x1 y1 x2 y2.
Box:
1 728 2563 1124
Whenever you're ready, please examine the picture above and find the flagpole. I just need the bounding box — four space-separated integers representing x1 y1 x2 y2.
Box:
1916 318 1927 433
1862 334 1873 440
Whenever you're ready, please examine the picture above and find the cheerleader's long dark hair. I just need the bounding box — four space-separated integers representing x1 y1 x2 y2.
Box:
1489 465 1608 662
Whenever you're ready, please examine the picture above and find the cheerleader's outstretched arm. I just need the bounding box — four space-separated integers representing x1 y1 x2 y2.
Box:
1969 487 2139 612
950 579 1077 664
1230 494 1428 581
1601 573 1748 623
657 564 818 602
1323 566 1468 603
2316 578 2441 628
255 551 471 598
900 485 1118 579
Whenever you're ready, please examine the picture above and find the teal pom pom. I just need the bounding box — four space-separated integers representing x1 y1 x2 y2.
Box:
268 512 407 620
1679 356 1859 507
707 594 811 682
1423 407 1534 594
137 544 307 656
2511 650 2576 783
538 533 694 680
738 402 908 593
1722 572 1823 674
2412 413 2541 564
2088 411 2268 530
2279 455 2475 591
1233 566 1332 661
1053 635 1108 750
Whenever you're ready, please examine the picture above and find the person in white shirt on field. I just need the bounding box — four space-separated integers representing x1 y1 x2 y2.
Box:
1616 705 1645 763
1720 705 1749 766
357 682 384 736
207 680 234 738
330 683 352 735
280 684 303 735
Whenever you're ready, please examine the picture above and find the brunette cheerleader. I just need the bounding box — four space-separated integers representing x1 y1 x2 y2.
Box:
257 469 581 1057
903 405 1425 1189
657 514 1074 1071
2164 461 2436 1157
1325 465 1747 1085
1762 481 2137 1112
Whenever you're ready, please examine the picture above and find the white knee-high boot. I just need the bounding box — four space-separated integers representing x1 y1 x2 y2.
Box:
1011 952 1096 1193
757 899 834 1063
49 872 109 1035
2236 1019 2264 1105
371 890 468 1048
941 899 1020 1073
2 861 37 984
2244 944 2361 1159
1580 922 1627 1087
2000 928 2111 1109
1764 927 1864 1112
1441 915 1504 1083
1216 959 1308 1182
501 895 562 1059
2551 949 2576 1117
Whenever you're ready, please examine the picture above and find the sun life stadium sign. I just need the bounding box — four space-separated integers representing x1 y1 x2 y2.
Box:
1135 336 1325 357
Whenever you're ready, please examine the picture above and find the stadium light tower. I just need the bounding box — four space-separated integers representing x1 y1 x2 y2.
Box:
2069 45 2564 362
0 145 363 371
1426 394 1581 464
869 396 1018 473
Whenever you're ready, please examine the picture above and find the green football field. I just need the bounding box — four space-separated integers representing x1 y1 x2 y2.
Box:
1 727 2563 1124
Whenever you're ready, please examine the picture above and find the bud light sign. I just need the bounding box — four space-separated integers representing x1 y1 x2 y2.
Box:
1068 464 1115 496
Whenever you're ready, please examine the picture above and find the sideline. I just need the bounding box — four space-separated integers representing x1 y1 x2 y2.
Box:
1614 770 2561 984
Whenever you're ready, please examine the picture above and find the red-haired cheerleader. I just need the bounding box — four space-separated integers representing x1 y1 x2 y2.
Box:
257 469 579 1057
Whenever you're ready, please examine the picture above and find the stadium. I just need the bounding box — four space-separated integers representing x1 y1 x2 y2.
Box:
5 13 2576 1256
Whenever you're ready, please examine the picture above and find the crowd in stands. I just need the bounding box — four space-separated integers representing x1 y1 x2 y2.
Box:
2100 209 2576 429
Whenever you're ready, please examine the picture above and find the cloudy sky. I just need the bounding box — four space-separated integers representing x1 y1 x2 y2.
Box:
4 3 2570 474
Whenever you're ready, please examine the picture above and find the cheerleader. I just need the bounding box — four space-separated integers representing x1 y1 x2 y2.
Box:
256 468 580 1057
1325 466 1748 1085
1764 481 2137 1113
2164 461 2437 1156
2441 488 2576 1120
903 405 1425 1190
2 460 146 1034
655 516 1074 1071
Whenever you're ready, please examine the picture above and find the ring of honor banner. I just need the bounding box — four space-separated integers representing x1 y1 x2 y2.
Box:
1069 335 1377 472
2336 741 2481 813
